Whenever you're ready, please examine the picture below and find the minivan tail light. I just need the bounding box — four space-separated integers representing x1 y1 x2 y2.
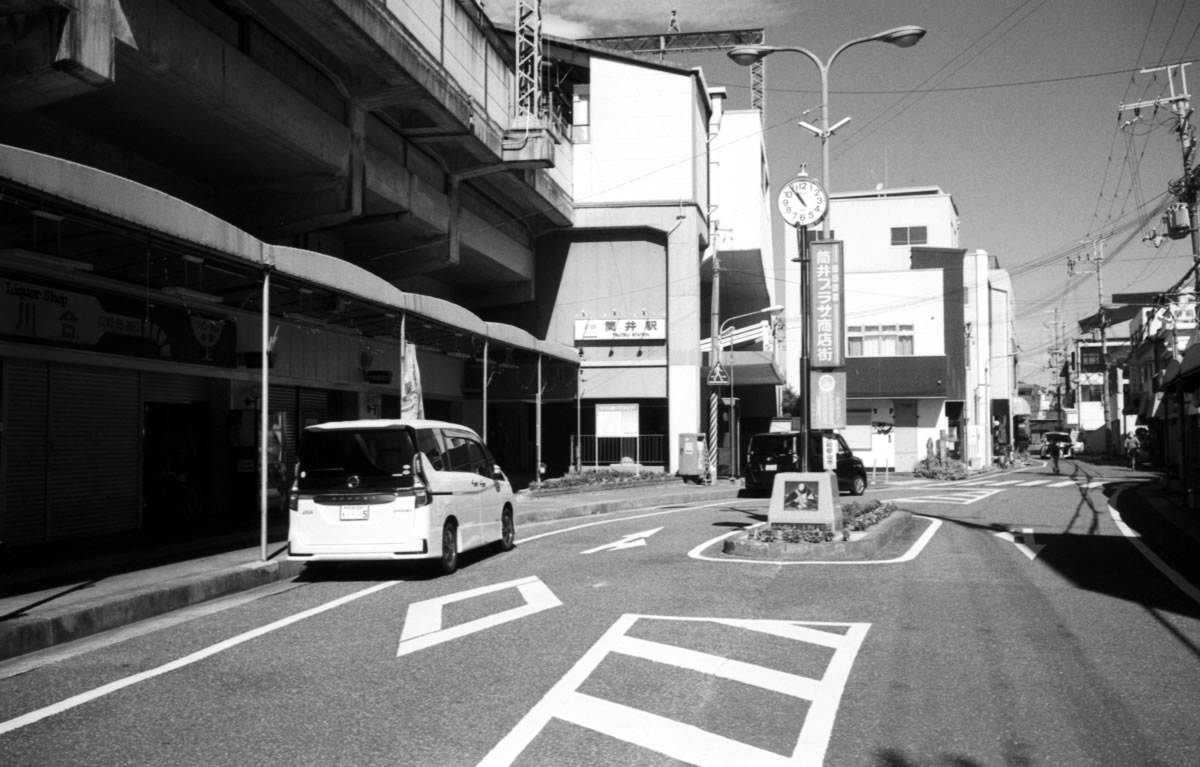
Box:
412 481 431 507
288 482 298 511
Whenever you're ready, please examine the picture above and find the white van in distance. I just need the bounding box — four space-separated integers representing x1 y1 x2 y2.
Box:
287 419 515 574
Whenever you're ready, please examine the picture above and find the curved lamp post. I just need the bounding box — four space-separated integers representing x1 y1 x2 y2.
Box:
728 25 926 238
719 304 784 477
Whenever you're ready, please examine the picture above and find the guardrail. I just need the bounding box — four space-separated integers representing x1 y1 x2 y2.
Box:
576 435 667 468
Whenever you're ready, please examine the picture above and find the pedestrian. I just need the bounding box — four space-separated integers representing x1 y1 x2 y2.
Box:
1047 438 1061 474
1124 432 1139 469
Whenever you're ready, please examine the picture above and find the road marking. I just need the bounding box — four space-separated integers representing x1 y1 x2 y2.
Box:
987 479 1025 486
0 580 400 736
477 614 870 767
1108 494 1200 606
396 576 561 658
900 488 1005 505
688 516 942 565
1048 480 1077 488
1017 479 1053 487
517 501 731 545
580 527 664 554
994 528 1045 560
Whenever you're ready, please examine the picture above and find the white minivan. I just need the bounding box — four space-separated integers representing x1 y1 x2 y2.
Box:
287 419 515 574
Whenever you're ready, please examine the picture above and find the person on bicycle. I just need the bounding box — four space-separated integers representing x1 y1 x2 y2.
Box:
1124 432 1140 469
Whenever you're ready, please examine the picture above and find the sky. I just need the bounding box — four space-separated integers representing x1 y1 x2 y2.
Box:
485 0 1200 388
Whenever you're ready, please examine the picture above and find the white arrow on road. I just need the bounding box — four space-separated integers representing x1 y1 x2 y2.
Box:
581 527 664 554
994 528 1045 560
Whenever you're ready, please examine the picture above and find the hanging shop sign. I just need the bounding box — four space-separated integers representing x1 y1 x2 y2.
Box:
1 275 237 367
808 241 845 368
575 317 666 341
810 369 847 430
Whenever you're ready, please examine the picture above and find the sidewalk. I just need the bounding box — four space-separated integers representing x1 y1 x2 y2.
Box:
0 480 743 662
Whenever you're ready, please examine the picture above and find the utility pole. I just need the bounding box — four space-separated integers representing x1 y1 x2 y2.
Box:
1045 307 1065 430
1119 62 1196 487
1069 239 1111 456
1120 63 1198 280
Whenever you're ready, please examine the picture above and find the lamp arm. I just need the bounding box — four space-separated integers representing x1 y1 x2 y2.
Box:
827 33 885 69
769 45 825 75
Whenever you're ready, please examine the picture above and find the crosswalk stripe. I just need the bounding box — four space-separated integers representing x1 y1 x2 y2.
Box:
479 615 870 767
1018 480 1052 486
613 634 821 700
1048 480 1077 488
559 691 794 767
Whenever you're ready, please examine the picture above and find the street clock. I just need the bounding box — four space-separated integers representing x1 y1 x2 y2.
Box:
778 176 828 228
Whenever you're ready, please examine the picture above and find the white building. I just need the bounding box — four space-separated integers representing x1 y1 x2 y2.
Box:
784 186 1017 471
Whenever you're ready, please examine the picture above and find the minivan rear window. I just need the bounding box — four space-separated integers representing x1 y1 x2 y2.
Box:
298 428 417 485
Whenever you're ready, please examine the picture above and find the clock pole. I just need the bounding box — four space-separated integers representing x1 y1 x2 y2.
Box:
797 224 811 472
778 170 826 471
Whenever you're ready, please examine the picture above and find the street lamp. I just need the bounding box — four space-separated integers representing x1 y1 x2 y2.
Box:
719 304 784 477
728 25 926 237
729 26 924 472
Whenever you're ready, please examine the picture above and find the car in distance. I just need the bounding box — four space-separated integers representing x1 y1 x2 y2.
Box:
743 430 868 498
1038 431 1075 459
287 419 515 574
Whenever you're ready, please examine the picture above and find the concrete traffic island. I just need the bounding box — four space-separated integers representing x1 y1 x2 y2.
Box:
722 510 917 561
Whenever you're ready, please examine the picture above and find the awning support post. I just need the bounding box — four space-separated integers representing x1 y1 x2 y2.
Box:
259 268 271 562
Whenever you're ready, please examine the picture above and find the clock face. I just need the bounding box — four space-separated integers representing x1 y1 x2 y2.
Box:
778 177 828 227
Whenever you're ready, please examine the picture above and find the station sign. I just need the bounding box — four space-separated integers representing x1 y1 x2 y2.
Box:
575 317 666 341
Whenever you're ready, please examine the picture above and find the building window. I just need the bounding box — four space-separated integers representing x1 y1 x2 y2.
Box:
571 85 590 144
847 325 915 357
890 226 928 246
1079 349 1103 371
1080 384 1104 402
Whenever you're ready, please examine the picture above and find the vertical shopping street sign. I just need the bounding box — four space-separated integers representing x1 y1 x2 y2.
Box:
809 240 844 368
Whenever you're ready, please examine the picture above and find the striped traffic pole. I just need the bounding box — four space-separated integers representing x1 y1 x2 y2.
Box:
708 391 719 484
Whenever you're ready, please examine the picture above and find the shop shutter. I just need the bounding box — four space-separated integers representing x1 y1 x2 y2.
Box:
3 361 49 545
269 385 298 484
298 388 331 429
143 372 209 403
47 366 140 541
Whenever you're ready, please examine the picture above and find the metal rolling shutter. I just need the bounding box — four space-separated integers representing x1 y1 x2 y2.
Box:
143 372 208 403
3 361 49 545
47 366 140 541
269 385 298 482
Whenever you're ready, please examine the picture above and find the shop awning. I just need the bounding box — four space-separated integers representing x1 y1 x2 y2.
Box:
1012 397 1032 416
0 143 577 364
708 350 786 386
1161 358 1182 389
1181 341 1200 382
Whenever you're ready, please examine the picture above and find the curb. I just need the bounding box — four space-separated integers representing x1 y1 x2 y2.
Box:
516 487 743 523
722 511 915 561
0 559 305 662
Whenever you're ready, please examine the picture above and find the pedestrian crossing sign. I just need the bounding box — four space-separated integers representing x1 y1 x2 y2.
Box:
707 363 729 385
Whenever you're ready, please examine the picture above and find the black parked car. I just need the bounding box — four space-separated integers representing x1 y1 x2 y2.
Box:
743 430 868 498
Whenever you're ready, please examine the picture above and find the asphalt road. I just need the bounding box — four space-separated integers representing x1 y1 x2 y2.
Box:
1 464 1198 766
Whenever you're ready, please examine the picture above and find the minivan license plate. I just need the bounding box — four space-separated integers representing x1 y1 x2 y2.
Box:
764 463 777 471
340 505 369 521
